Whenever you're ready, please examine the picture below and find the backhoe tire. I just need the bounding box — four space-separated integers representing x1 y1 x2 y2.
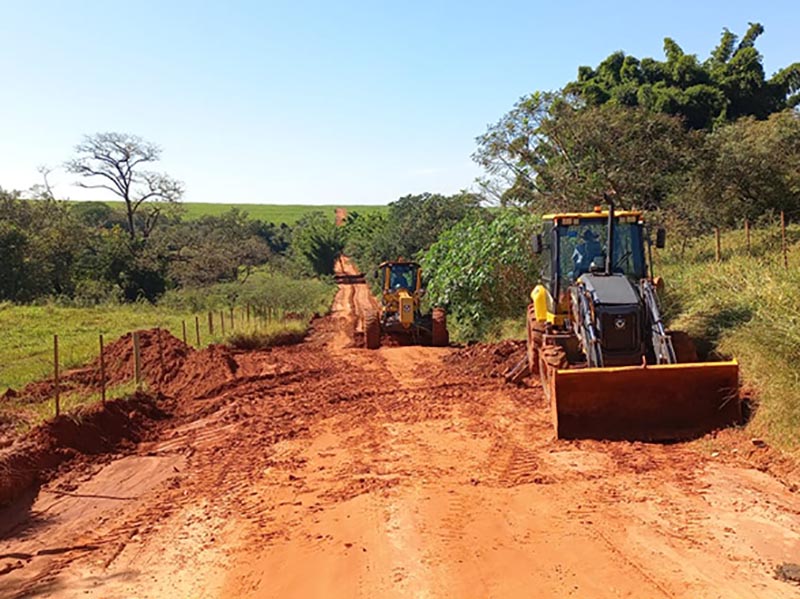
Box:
539 345 568 401
669 330 698 363
365 310 381 350
432 308 449 347
526 306 546 376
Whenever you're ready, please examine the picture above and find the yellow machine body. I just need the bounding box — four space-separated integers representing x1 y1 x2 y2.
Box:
547 360 741 440
529 207 741 441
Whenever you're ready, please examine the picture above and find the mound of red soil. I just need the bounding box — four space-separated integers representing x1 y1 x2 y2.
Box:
96 328 193 387
0 392 169 506
445 340 527 379
166 344 239 400
5 329 194 403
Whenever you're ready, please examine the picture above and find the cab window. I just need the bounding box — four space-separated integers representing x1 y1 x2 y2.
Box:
557 219 645 284
388 264 418 291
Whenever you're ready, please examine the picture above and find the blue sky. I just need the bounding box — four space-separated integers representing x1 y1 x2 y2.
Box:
0 1 797 205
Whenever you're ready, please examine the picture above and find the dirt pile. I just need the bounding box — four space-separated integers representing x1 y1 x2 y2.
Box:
166 344 239 400
0 392 169 506
4 329 193 403
96 328 193 387
445 340 528 379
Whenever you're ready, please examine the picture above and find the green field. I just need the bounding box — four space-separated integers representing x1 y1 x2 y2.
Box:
66 200 388 224
181 202 387 223
658 224 800 449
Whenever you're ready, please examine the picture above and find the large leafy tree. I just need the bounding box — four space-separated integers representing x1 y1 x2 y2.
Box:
343 192 483 275
423 210 539 340
292 211 347 276
475 96 698 211
566 23 800 130
682 110 800 226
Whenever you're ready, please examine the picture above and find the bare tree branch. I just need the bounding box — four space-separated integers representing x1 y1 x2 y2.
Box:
65 132 183 241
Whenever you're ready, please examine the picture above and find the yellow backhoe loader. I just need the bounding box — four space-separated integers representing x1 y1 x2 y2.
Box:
527 199 740 440
364 260 448 349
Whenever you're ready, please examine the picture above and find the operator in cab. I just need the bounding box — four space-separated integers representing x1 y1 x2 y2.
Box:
572 228 603 277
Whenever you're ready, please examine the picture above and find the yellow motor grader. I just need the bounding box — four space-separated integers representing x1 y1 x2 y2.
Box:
364 260 448 349
527 199 740 440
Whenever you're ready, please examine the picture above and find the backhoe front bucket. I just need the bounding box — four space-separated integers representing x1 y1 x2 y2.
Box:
548 361 740 441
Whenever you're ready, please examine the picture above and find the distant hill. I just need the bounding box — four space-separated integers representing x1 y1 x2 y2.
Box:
62 200 388 225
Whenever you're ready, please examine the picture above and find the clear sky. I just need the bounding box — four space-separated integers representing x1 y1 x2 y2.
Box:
0 1 797 205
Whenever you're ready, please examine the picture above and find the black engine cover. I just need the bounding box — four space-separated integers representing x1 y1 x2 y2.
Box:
579 273 643 362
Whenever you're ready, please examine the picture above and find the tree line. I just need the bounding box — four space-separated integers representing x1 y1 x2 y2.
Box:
474 23 800 239
344 24 800 338
3 23 797 340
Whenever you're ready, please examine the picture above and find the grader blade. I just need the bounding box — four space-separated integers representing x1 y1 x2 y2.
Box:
549 361 740 441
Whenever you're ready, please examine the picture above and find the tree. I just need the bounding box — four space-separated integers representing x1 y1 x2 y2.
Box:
166 209 271 287
566 24 800 130
66 133 184 241
382 192 482 259
473 93 559 206
342 192 483 275
475 97 698 212
683 110 800 227
292 212 347 276
423 210 540 340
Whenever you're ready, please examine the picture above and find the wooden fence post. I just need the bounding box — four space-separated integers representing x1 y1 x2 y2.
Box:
220 310 225 335
99 334 106 405
181 320 187 345
714 227 721 263
781 211 788 269
230 307 235 331
133 331 142 390
53 334 60 417
208 311 214 335
157 329 164 391
195 315 201 346
745 219 751 255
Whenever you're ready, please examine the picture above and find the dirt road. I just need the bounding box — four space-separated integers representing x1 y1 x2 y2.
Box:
2 262 800 598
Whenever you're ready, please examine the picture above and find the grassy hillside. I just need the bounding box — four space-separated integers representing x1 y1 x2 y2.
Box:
0 272 336 393
181 202 386 223
63 200 387 224
659 223 800 449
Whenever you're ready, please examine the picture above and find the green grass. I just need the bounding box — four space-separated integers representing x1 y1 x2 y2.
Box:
658 223 800 449
180 202 387 224
0 269 337 394
65 200 388 224
1 381 139 437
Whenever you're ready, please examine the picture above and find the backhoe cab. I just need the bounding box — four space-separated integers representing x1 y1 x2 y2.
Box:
364 260 448 349
528 201 740 441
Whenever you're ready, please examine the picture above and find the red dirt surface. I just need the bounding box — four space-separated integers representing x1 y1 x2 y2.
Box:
0 392 169 506
446 338 527 379
2 257 800 598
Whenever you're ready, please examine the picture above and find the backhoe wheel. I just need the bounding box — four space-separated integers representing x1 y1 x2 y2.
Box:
365 310 381 350
669 330 698 363
526 306 546 376
432 308 449 347
539 345 567 400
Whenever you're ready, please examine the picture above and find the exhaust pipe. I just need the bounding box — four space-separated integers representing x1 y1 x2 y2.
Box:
604 193 614 276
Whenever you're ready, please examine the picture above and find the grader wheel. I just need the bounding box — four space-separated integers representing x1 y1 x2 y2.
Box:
432 308 449 347
364 310 381 350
